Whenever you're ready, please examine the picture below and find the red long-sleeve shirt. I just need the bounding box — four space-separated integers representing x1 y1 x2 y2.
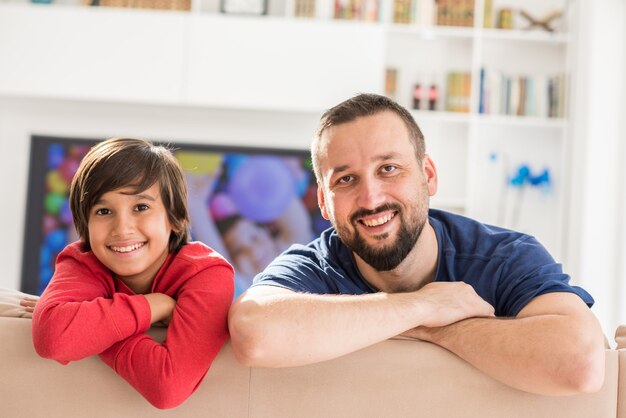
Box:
32 241 234 409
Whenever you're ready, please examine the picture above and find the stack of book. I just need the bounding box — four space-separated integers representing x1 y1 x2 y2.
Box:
294 0 316 17
84 0 191 10
478 69 567 118
445 71 471 112
391 0 436 26
436 0 474 27
334 0 379 21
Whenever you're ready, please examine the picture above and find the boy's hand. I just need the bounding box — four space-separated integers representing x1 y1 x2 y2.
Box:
20 297 39 316
144 293 176 326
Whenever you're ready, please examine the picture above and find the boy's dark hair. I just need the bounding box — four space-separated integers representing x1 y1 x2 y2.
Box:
311 93 425 182
69 137 191 253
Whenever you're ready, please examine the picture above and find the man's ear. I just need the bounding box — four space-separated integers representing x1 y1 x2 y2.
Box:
422 154 438 196
317 183 330 220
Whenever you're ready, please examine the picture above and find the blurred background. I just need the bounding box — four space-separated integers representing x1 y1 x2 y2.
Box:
0 0 624 341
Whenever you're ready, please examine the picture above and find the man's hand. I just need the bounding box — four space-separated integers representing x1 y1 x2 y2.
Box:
144 293 176 326
411 282 494 327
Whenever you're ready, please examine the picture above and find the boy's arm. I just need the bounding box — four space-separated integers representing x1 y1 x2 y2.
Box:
98 264 234 410
32 249 154 363
402 292 606 395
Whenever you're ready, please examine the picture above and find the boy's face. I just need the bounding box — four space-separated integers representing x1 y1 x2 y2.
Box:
87 182 174 294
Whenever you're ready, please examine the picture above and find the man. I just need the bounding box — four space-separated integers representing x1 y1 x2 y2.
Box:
228 93 605 395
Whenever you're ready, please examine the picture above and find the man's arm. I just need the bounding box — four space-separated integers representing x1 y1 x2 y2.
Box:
228 282 494 367
402 292 605 395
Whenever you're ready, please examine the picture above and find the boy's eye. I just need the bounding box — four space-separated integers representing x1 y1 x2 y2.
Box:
95 208 111 216
135 204 149 212
337 175 353 184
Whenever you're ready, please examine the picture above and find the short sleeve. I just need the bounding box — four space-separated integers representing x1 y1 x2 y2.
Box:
495 236 594 316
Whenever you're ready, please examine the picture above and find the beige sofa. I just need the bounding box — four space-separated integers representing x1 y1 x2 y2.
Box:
0 315 623 418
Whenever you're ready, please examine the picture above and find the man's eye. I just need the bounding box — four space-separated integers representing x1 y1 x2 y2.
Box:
95 208 111 215
135 204 149 212
338 175 353 184
382 165 397 173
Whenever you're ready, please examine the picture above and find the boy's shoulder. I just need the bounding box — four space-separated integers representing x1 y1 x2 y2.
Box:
176 241 234 271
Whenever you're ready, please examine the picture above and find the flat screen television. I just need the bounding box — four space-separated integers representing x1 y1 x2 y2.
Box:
22 135 330 297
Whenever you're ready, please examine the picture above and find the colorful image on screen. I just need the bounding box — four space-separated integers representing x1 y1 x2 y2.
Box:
22 136 330 297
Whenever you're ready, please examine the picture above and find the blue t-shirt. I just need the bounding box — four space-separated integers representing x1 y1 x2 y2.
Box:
252 209 593 317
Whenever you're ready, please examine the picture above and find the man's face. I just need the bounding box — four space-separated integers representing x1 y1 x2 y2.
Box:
317 111 437 271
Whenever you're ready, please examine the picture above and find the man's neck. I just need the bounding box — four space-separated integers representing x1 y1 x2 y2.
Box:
355 222 439 294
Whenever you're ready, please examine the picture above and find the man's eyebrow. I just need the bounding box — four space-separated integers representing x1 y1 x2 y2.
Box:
329 153 403 175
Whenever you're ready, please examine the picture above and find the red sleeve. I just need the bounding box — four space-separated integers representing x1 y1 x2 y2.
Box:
32 245 152 363
98 263 234 409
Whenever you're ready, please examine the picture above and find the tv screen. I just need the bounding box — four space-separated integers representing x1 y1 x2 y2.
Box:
22 135 330 297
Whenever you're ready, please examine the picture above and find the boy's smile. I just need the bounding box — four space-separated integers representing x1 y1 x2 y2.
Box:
88 183 174 294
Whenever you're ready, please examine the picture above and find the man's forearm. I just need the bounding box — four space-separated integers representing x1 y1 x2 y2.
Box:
229 282 494 368
405 313 605 395
229 290 423 367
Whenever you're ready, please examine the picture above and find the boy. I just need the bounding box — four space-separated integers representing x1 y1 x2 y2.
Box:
32 137 234 409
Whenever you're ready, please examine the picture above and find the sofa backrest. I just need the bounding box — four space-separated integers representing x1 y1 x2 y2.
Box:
0 317 619 418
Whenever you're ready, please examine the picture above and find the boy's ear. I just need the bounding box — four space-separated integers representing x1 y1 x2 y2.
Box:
317 183 330 220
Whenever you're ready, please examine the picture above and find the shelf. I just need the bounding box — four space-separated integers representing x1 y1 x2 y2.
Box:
474 114 567 128
481 28 569 44
386 24 475 40
410 110 471 124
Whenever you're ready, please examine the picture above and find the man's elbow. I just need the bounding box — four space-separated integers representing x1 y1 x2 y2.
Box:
228 306 279 368
561 344 606 394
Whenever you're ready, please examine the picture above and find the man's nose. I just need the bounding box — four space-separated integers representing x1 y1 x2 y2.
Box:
355 176 386 210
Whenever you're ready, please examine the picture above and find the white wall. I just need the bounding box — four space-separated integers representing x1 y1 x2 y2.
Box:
566 0 626 340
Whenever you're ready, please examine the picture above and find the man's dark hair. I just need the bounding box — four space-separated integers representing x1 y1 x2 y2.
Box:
311 93 426 182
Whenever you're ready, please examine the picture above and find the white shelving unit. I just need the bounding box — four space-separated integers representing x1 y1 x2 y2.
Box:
0 0 575 259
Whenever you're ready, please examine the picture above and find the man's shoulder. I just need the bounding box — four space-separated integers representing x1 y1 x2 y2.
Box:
429 208 537 259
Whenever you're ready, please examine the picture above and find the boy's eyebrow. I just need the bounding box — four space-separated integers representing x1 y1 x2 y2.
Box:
134 193 157 201
93 192 158 205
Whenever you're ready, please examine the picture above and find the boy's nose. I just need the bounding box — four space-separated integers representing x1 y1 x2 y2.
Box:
111 214 135 236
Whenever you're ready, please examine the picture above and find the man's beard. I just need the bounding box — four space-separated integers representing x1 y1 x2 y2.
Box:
336 202 426 272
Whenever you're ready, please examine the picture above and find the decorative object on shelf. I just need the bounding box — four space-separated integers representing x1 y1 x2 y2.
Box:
221 0 268 15
412 83 422 110
385 68 398 99
490 152 553 229
496 8 513 29
519 9 563 32
294 0 316 17
435 0 474 27
427 84 438 111
83 0 191 10
334 0 379 21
